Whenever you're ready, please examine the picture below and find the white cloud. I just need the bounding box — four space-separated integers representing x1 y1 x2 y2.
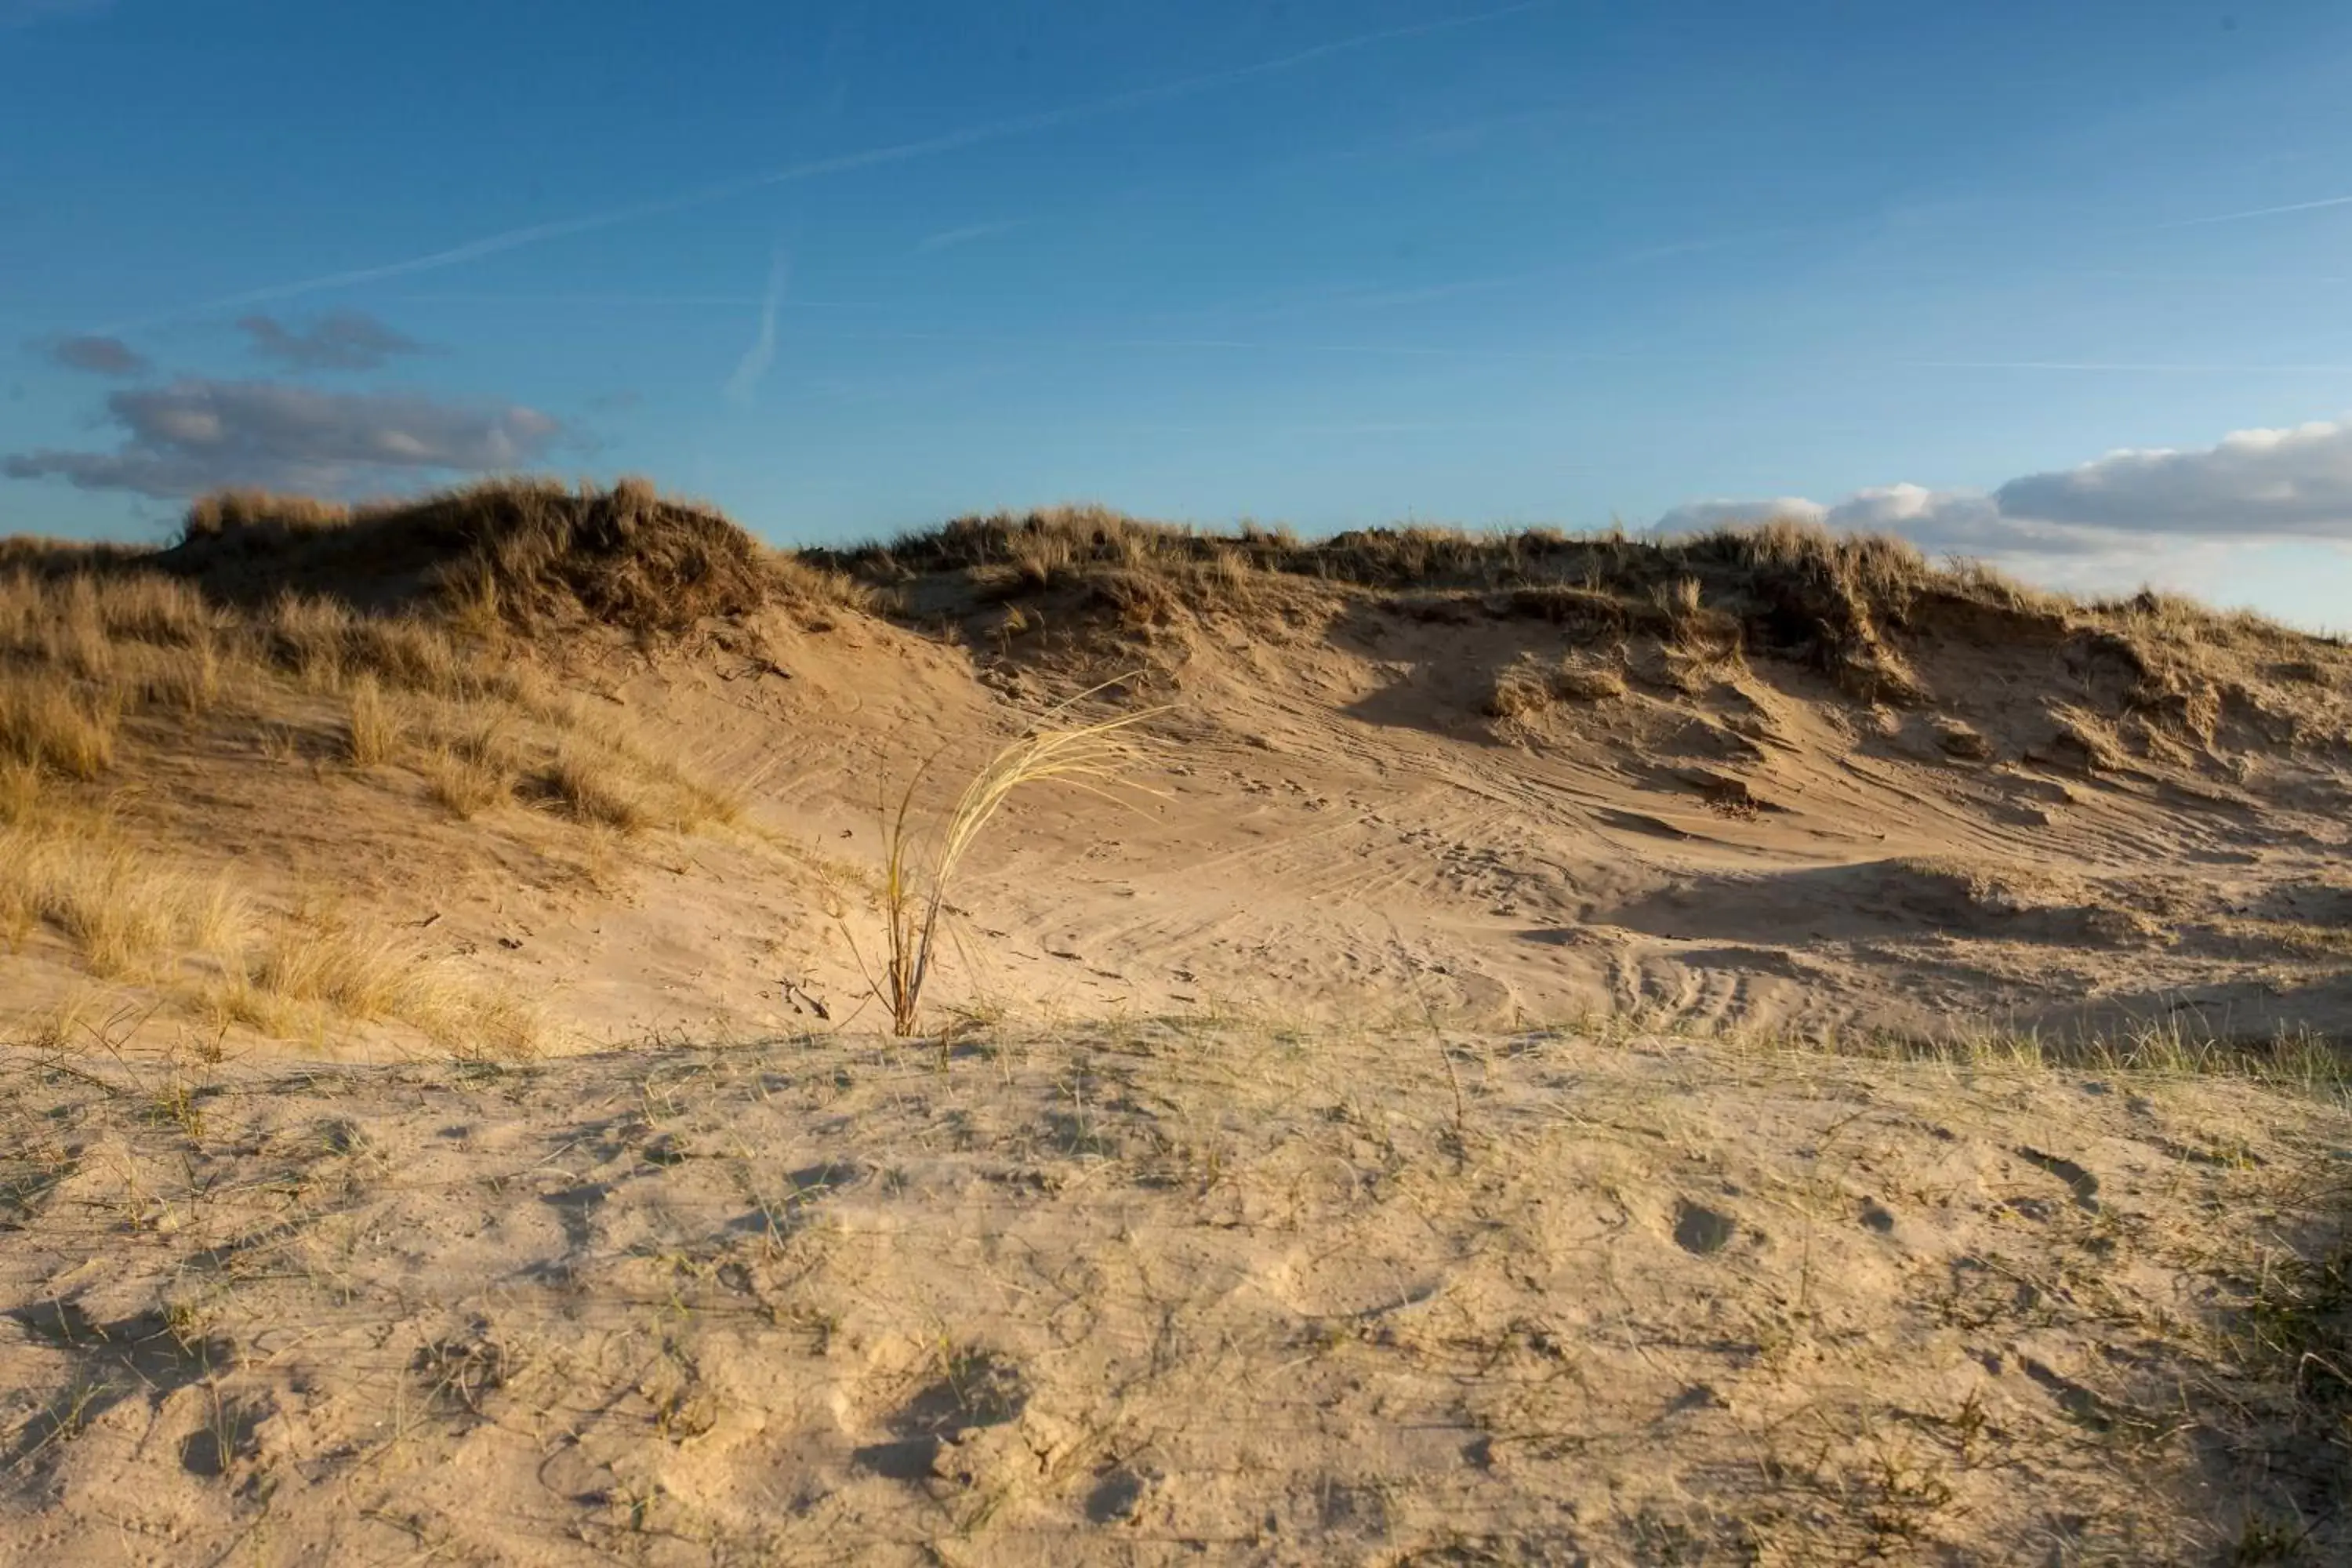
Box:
1993 416 2352 539
3 379 561 499
1657 412 2352 568
1651 496 1824 535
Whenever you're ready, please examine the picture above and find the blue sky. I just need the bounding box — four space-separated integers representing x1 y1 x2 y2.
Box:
5 0 2352 627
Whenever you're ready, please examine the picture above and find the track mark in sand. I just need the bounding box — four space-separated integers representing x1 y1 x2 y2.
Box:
851 1350 1029 1482
1595 806 1697 842
2015 1147 2101 1212
4 1301 239 1473
731 1160 865 1242
1176 808 1377 878
1673 1202 1737 1255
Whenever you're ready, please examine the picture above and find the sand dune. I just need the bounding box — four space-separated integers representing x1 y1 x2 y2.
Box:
2 481 2349 1560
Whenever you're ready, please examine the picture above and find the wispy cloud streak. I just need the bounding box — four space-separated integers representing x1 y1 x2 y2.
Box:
107 2 1545 330
915 220 1021 253
724 253 791 404
760 327 2352 378
2160 192 2352 227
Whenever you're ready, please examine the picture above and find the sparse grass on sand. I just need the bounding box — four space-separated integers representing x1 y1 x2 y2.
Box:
0 828 245 978
341 674 402 766
857 689 1157 1034
0 497 771 1054
818 502 2343 725
0 1022 2341 1562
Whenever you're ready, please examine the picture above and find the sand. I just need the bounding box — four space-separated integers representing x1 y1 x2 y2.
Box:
5 489 2351 1560
2 1025 2343 1563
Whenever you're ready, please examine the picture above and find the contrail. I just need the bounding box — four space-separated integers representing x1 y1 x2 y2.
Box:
786 326 1592 362
2159 192 2352 228
724 252 791 404
775 330 2352 376
104 2 1545 331
1901 358 2352 373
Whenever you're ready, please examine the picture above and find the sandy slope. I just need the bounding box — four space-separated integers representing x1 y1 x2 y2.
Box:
8 493 2352 1055
5 488 2352 1562
541 590 2352 1052
2 1026 2343 1564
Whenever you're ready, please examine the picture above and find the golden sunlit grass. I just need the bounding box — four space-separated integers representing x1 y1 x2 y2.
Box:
263 591 352 688
129 635 224 715
243 919 426 1022
0 759 38 826
343 675 402 766
348 614 466 695
1 518 751 830
197 908 543 1056
858 686 1160 1035
423 742 510 818
0 673 117 779
0 500 765 1057
0 826 247 978
541 742 653 833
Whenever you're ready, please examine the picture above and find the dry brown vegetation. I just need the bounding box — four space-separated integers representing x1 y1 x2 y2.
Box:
859 693 1158 1034
824 503 2344 717
0 480 811 1057
1486 649 1631 718
174 474 875 633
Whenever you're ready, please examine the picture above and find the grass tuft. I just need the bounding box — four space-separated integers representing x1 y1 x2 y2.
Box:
0 829 248 978
343 675 402 767
858 684 1159 1035
424 743 511 818
541 744 652 832
1486 653 1628 719
0 674 117 779
241 920 423 1022
264 593 351 688
0 759 38 826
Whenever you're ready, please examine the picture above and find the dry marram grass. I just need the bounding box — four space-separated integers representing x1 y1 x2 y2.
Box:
0 487 775 1055
862 691 1157 1034
0 674 115 778
342 675 401 766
